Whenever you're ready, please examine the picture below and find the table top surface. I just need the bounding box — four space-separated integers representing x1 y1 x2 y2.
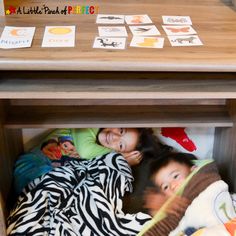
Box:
1 0 236 72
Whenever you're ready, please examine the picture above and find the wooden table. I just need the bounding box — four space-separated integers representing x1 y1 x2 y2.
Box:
1 0 236 234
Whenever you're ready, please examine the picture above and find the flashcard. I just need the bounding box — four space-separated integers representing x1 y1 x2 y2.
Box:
125 14 152 25
162 16 192 25
162 25 197 36
98 26 128 37
129 25 160 36
93 37 126 49
42 26 75 47
0 26 35 49
96 14 125 24
168 35 203 46
130 36 164 48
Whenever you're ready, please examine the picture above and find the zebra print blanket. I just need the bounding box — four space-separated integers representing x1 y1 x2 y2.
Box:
7 152 151 236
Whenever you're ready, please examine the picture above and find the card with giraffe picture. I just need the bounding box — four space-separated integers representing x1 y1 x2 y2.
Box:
168 35 203 46
162 25 197 36
162 16 192 25
130 36 164 48
129 25 161 36
125 14 153 25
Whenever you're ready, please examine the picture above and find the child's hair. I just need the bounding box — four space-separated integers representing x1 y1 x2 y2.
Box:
58 136 74 145
135 128 172 160
150 152 197 178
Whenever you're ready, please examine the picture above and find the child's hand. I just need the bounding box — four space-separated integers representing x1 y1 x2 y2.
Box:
123 151 142 166
144 189 168 216
144 190 190 217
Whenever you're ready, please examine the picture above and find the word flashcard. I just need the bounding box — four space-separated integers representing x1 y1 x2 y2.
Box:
93 37 126 49
125 14 152 25
168 35 203 46
96 14 125 24
162 16 192 25
0 26 35 49
129 25 160 36
130 36 164 48
98 26 128 37
162 25 197 36
42 26 75 47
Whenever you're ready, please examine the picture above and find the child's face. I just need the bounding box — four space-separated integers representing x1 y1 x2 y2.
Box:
98 128 139 153
60 141 76 152
154 161 192 197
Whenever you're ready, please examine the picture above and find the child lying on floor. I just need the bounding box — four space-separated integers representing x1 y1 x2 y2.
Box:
14 128 169 195
144 152 196 217
140 152 236 236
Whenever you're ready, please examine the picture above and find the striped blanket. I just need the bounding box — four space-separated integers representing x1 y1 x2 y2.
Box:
7 153 151 236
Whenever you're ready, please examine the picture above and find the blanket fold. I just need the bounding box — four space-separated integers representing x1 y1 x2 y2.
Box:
8 152 151 236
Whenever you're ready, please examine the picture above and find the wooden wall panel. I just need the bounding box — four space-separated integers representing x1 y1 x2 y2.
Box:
0 0 4 16
213 100 236 192
0 100 23 235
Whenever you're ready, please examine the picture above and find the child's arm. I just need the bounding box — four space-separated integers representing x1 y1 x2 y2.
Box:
72 128 112 159
144 189 190 217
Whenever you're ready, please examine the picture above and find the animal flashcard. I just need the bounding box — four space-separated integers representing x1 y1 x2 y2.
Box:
162 25 197 36
0 26 35 49
98 26 128 37
168 35 203 46
129 25 161 36
96 14 125 24
125 14 152 25
42 26 75 47
93 37 126 49
130 36 164 48
162 16 192 25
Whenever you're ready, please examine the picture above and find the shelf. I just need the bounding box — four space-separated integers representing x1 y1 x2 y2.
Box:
1 72 236 99
4 105 233 128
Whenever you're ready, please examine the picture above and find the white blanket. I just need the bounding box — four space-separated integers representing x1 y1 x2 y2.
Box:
170 180 236 236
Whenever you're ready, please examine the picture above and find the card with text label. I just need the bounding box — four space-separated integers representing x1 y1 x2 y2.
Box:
162 25 197 36
96 14 125 24
125 14 152 25
93 37 126 49
162 16 192 25
168 35 203 46
98 26 128 37
0 26 35 49
129 25 161 36
42 26 75 47
130 36 164 48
